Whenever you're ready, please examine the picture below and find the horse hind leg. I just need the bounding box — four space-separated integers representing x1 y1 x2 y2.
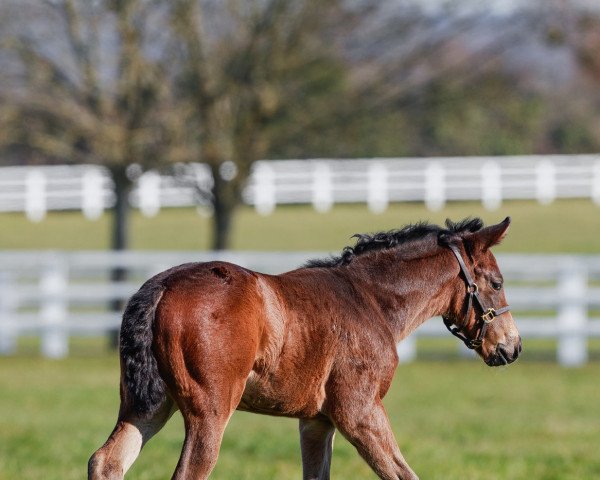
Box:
170 376 248 480
88 395 175 480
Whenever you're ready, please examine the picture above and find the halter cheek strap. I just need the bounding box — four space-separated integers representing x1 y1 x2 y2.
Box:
443 243 511 350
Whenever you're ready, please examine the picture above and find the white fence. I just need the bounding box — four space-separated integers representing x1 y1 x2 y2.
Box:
0 251 599 366
1 155 600 220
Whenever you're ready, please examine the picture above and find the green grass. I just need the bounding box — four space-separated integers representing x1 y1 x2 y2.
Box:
1 353 599 480
0 199 599 252
1 200 599 478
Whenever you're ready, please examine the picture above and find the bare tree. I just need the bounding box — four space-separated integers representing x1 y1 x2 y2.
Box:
168 0 343 249
0 0 349 252
0 0 180 251
0 0 186 346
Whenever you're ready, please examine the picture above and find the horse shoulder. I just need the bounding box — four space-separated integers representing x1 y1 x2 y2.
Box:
252 274 288 373
305 271 400 402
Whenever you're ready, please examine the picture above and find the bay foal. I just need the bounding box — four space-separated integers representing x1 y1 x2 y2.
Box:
89 217 521 479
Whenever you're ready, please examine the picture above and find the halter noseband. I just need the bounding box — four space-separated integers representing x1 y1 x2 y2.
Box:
442 243 511 350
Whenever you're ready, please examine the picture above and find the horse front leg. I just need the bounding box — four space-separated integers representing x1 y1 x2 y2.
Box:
331 398 418 480
299 416 336 480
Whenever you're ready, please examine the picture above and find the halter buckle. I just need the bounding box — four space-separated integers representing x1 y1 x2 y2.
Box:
467 283 478 294
482 308 496 323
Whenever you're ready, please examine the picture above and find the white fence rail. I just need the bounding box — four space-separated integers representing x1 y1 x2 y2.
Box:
0 251 599 366
1 155 600 220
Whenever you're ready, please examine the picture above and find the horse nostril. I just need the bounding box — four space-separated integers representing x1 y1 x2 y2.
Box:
496 343 508 362
496 342 520 364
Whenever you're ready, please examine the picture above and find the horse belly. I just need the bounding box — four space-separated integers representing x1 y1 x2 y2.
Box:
237 370 325 418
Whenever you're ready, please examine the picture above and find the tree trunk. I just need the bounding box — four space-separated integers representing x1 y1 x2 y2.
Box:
108 165 132 348
210 168 236 251
111 167 131 253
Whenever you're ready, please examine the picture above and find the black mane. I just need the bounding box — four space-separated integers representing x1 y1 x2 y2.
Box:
304 217 484 268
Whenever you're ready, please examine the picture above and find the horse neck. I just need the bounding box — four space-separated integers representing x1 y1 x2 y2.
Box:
348 244 460 343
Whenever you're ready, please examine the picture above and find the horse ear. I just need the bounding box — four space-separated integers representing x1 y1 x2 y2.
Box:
471 217 511 251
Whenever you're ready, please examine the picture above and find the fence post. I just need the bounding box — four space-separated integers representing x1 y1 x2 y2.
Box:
312 162 333 213
253 162 276 215
592 160 600 207
138 171 161 217
0 272 17 355
40 256 69 358
367 163 388 214
397 335 416 363
425 162 445 211
481 160 502 210
25 169 47 222
557 262 588 367
535 160 556 205
82 168 105 220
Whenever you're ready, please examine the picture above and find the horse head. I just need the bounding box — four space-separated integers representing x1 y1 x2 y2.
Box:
441 217 522 366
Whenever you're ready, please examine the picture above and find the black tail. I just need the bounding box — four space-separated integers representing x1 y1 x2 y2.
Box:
119 278 167 417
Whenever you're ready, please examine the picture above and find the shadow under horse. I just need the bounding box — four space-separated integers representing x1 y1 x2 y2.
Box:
89 217 521 480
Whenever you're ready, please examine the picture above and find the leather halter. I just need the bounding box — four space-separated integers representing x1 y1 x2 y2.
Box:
442 243 511 350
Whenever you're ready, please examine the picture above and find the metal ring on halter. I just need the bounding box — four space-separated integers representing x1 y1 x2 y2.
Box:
482 308 497 324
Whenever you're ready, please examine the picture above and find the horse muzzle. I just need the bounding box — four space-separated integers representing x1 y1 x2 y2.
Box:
485 337 522 367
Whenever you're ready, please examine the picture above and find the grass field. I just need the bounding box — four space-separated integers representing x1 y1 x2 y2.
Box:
1 199 599 252
1 200 599 479
1 351 599 480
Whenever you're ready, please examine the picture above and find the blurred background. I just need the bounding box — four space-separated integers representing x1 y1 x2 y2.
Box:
0 0 599 479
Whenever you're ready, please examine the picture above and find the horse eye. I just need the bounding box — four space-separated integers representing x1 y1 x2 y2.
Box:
492 281 503 291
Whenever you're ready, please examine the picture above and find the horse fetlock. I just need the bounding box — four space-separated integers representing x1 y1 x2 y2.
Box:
399 470 419 480
88 451 123 480
396 475 419 480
